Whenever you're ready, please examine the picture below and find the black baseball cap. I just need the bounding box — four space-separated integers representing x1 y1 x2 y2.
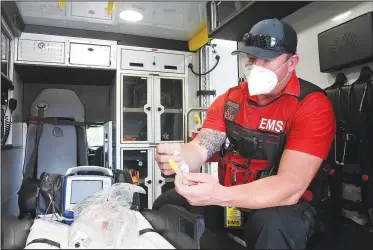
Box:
232 18 297 60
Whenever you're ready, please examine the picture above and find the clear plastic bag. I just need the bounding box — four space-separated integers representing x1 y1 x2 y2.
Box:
68 183 146 249
72 183 146 217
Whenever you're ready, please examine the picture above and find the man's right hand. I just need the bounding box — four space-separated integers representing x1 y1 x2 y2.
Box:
155 143 183 176
155 128 227 175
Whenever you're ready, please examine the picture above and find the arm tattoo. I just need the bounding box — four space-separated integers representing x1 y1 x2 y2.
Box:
195 128 227 159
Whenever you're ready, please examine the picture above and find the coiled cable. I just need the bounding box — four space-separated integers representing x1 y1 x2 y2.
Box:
1 104 12 146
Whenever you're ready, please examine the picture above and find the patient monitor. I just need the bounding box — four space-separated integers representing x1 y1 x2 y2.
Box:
63 166 114 213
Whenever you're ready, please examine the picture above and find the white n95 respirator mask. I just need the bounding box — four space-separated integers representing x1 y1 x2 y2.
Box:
244 59 290 96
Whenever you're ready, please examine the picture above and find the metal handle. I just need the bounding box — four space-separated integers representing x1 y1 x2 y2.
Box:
184 107 208 143
65 166 113 176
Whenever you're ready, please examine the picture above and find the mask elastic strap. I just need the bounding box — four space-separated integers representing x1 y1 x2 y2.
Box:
276 72 291 86
274 57 293 85
273 56 292 73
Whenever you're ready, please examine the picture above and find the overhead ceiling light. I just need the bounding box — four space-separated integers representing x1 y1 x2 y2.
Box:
119 9 143 22
331 11 351 22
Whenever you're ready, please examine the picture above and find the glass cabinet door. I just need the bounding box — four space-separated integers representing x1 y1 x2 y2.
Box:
121 148 154 209
121 74 153 143
154 163 175 200
154 77 184 142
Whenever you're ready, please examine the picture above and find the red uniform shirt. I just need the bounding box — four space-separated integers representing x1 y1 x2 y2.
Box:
203 71 336 162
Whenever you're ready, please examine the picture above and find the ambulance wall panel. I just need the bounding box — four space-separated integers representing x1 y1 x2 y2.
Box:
22 83 111 124
8 71 24 146
282 1 373 88
201 39 238 178
209 39 239 101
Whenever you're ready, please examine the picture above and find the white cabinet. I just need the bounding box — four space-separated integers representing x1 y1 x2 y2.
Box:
121 48 185 74
120 73 185 144
117 46 191 208
70 2 113 21
15 33 117 69
121 49 155 72
69 42 111 67
17 39 65 64
154 52 185 74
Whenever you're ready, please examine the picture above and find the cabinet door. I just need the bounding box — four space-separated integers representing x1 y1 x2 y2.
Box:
121 148 154 209
154 52 185 74
71 2 113 21
154 76 184 143
121 49 156 72
154 159 175 201
17 39 65 64
69 42 111 67
120 74 153 144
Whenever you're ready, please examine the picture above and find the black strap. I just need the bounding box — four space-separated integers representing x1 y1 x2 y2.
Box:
298 78 327 101
139 228 155 235
28 117 85 127
24 106 45 179
27 238 60 248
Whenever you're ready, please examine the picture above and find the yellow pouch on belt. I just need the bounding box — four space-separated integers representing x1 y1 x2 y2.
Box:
224 206 243 229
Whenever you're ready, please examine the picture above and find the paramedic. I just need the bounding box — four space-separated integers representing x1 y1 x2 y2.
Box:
154 18 336 249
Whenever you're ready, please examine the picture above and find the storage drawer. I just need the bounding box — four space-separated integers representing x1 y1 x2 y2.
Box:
155 52 185 74
121 49 156 72
121 49 185 74
69 42 111 67
71 2 113 21
17 39 65 64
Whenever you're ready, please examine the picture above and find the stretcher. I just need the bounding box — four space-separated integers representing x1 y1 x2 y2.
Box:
23 211 175 249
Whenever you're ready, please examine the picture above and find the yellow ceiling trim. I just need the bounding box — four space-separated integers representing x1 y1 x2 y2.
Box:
188 21 211 52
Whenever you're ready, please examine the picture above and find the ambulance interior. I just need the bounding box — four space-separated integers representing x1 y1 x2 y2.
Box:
1 1 372 249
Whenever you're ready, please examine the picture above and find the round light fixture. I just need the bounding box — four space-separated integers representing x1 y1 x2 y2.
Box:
119 9 143 22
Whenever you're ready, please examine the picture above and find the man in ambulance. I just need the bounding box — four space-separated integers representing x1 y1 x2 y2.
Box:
154 18 336 249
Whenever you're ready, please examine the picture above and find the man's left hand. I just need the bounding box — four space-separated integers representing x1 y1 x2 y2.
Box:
174 173 225 206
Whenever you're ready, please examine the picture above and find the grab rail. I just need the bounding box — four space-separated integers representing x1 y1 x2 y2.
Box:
184 107 208 143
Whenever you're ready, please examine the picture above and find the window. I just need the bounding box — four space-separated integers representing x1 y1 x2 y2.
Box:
86 125 104 148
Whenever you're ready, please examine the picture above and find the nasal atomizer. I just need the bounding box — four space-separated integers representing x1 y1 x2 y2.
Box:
168 151 190 185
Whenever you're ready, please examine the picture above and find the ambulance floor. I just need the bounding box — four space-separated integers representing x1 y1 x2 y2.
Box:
307 216 373 249
307 198 373 249
200 229 247 250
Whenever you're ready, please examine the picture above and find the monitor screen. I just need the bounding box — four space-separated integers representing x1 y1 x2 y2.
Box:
70 180 103 204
